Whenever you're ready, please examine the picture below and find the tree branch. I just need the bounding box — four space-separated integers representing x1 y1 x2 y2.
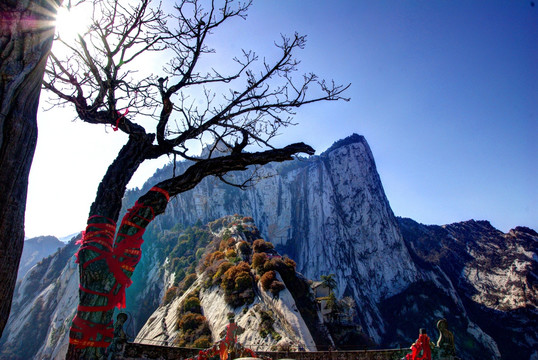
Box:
138 142 314 216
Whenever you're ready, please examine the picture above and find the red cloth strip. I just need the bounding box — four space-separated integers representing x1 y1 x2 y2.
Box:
113 108 129 131
69 338 112 348
107 201 155 308
150 186 170 202
69 314 113 349
75 219 116 265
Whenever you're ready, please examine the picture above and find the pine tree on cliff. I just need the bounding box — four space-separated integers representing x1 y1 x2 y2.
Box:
42 0 349 358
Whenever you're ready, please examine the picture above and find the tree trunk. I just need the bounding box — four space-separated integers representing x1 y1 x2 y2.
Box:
0 0 60 337
66 135 154 360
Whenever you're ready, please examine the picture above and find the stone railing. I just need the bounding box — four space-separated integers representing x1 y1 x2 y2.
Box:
120 342 199 359
117 343 411 360
257 349 461 360
112 315 459 360
116 342 461 360
257 349 409 360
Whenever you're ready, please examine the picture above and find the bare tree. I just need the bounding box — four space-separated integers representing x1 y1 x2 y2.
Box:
43 0 349 358
0 0 62 337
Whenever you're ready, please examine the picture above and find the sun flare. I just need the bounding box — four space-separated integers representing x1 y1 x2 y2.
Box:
55 4 92 42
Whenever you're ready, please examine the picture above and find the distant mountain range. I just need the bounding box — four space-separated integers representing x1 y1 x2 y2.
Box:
18 236 65 280
1 134 536 360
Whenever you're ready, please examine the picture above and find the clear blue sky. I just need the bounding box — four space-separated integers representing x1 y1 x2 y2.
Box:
25 0 537 238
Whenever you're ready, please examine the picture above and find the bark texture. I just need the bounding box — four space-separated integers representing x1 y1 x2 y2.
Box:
0 0 60 337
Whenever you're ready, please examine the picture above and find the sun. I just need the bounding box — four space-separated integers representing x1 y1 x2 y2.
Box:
55 4 92 42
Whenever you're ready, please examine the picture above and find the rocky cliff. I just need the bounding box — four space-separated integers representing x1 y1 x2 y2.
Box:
135 215 333 353
1 134 535 360
0 237 79 360
395 218 537 360
126 134 419 343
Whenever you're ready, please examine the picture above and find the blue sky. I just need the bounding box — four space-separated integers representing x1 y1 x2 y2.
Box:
25 0 537 237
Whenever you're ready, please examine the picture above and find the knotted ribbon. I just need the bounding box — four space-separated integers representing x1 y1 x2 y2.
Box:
69 187 169 348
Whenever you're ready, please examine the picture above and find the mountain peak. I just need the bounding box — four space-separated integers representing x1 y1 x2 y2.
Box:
509 226 538 236
322 133 366 156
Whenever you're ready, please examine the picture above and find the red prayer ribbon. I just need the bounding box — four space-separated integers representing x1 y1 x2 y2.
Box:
150 186 170 202
113 108 129 131
69 315 113 348
70 201 156 349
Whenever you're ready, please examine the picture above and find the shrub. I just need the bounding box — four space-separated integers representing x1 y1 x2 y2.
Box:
237 241 251 256
203 251 225 268
170 257 181 270
260 270 276 291
181 273 197 291
195 247 205 260
163 286 178 305
221 262 251 292
228 256 241 264
220 261 254 307
262 257 296 283
260 270 285 296
242 216 254 223
258 310 280 340
252 252 268 272
263 258 279 273
174 268 186 285
253 239 274 253
178 313 206 332
235 273 253 292
209 217 227 233
193 335 212 349
283 256 296 271
183 296 201 314
270 280 286 296
226 238 236 247
225 248 237 259
213 261 233 283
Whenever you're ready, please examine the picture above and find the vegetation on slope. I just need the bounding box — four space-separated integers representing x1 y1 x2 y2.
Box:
174 289 212 348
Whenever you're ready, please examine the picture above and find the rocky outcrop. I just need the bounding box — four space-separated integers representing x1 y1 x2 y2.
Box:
135 216 329 352
397 218 537 360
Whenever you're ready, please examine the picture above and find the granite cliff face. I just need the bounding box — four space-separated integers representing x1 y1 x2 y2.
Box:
1 134 535 360
396 218 537 360
127 134 419 342
0 237 79 360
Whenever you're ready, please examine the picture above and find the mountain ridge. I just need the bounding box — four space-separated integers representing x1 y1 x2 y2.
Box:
1 134 535 360
18 235 65 280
